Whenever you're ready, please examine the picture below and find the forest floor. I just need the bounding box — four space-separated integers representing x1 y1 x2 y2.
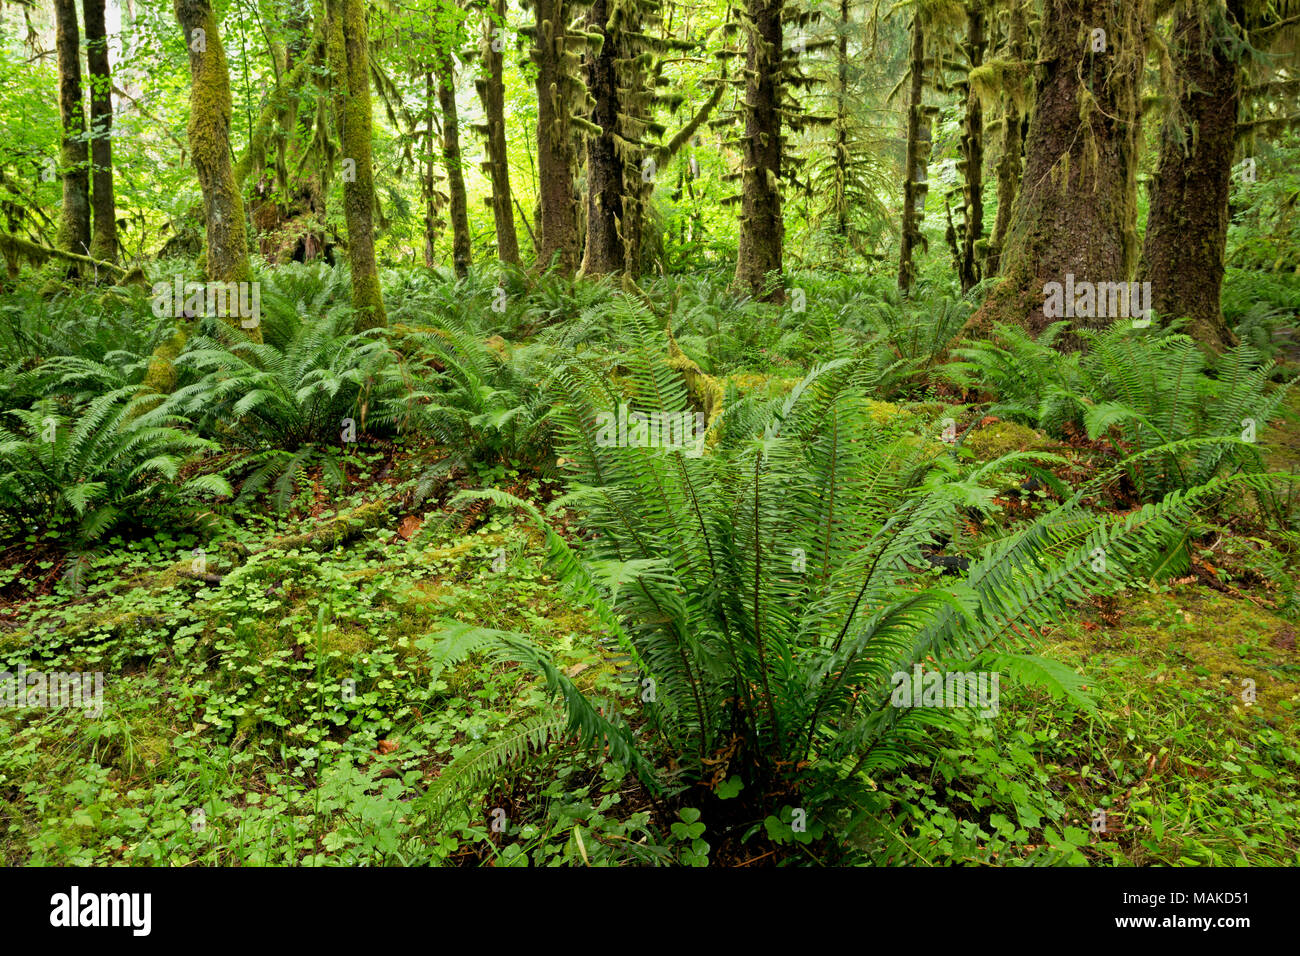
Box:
3 375 1296 866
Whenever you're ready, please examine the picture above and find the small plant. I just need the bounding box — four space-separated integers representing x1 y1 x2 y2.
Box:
0 389 230 554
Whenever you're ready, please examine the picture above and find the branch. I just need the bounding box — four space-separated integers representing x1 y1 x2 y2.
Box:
655 79 727 164
0 229 130 278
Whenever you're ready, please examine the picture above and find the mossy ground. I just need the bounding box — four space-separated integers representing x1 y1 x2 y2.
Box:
1 360 1296 867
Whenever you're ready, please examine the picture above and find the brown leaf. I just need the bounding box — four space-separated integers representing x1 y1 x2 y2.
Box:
397 515 422 541
376 739 399 755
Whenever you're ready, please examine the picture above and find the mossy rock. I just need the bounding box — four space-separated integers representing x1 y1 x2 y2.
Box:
964 420 1052 460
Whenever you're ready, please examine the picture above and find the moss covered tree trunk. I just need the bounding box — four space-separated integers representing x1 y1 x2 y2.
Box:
832 0 851 240
958 1 986 292
898 13 925 294
1138 0 1241 352
964 0 1147 346
579 0 624 276
531 0 583 275
55 0 90 263
174 0 253 288
82 0 116 264
327 0 387 329
987 0 1029 276
436 56 472 277
733 0 784 301
423 71 441 269
146 0 260 395
476 0 521 265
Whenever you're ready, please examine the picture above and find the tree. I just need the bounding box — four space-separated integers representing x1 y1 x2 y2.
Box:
964 0 1149 346
82 0 116 264
523 0 594 275
55 0 90 263
474 0 522 265
432 10 473 277
955 0 986 292
1139 0 1244 352
327 0 387 329
174 0 255 292
732 0 785 300
579 0 627 276
897 10 927 293
983 0 1031 276
578 0 668 276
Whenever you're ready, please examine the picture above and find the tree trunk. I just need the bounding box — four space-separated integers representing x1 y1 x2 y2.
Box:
964 0 1147 347
423 71 441 270
531 0 582 275
476 0 521 266
436 57 472 277
174 0 255 294
146 0 260 395
1138 0 1241 352
733 0 784 301
55 0 90 263
958 1 986 292
327 0 387 329
833 0 850 241
898 13 925 294
580 0 625 276
987 0 1028 275
82 0 116 264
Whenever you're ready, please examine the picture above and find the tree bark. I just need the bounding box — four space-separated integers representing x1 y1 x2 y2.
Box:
733 0 784 301
423 71 441 270
531 0 582 275
898 13 925 294
958 1 986 292
174 0 256 298
436 56 472 277
987 0 1029 276
476 0 521 265
327 0 387 329
55 0 91 263
964 0 1147 347
579 0 625 276
82 0 116 264
1138 0 1241 352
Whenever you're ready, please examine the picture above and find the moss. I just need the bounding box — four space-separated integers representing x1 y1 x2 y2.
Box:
141 325 188 396
327 0 387 330
724 371 798 399
964 419 1051 460
864 399 906 425
1048 591 1300 724
268 499 390 552
666 327 724 426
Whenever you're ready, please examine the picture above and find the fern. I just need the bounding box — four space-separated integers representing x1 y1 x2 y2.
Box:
0 389 230 551
411 334 1261 801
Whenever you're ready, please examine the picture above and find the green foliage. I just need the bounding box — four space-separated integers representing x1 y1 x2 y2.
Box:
0 288 173 410
161 298 402 509
947 323 1297 502
0 389 230 555
422 321 1272 824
